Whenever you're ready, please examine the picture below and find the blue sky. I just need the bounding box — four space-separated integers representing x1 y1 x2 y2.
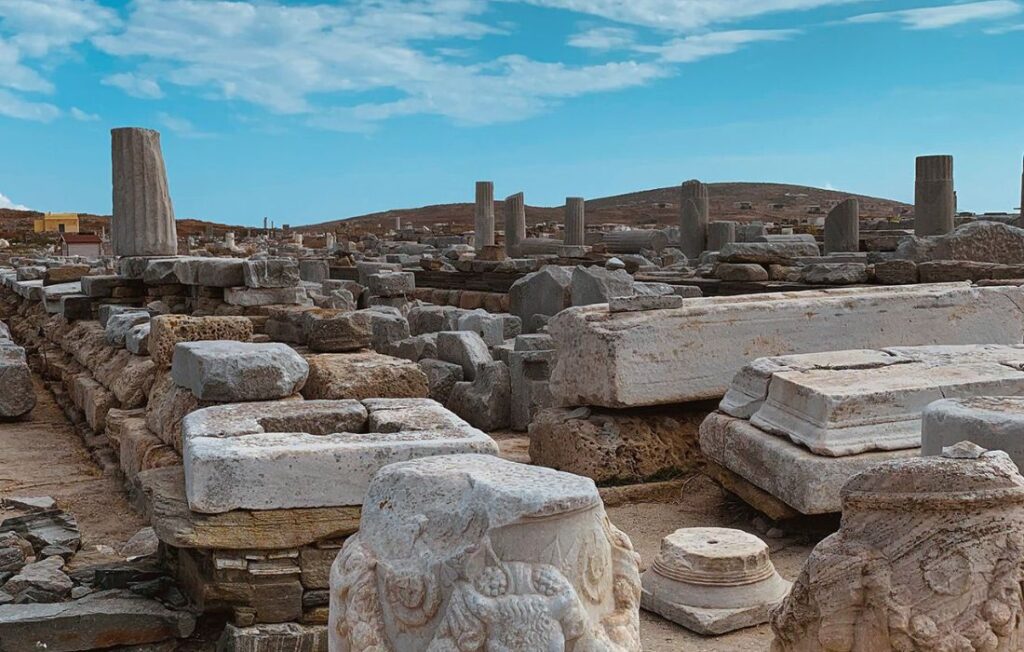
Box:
1 0 1022 226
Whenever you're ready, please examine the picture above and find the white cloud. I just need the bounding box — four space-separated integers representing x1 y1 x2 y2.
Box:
985 21 1024 31
157 111 212 138
515 0 866 31
69 106 99 121
0 191 30 211
638 29 797 62
568 27 637 50
0 88 60 121
847 0 1021 30
102 72 164 99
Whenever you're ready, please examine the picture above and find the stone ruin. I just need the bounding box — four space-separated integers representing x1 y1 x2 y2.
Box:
2 130 1024 651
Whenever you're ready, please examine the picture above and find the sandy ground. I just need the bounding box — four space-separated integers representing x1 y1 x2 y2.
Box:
0 376 145 568
494 431 825 652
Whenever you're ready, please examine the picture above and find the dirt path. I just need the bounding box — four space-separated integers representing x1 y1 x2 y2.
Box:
0 375 145 568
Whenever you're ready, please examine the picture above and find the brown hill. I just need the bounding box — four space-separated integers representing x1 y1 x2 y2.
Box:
302 182 911 234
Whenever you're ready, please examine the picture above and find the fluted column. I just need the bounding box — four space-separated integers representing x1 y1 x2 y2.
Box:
707 221 737 252
914 155 955 236
824 198 860 253
679 179 709 259
504 192 526 256
564 197 585 246
111 127 177 256
474 181 495 251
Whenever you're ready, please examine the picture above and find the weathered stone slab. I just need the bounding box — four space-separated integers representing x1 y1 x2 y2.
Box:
173 257 244 287
104 310 150 347
243 258 299 288
0 597 195 651
550 283 1024 408
922 396 1024 468
718 242 819 265
171 341 308 401
304 310 371 352
698 412 918 514
301 352 428 400
149 315 253 367
509 265 572 333
436 331 491 381
447 360 511 430
224 286 308 307
139 466 359 550
182 399 498 512
932 220 1024 264
0 344 35 417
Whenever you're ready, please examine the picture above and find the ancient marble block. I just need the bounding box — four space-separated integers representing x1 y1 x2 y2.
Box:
182 399 498 512
772 443 1024 650
223 286 308 307
0 344 36 417
80 274 122 298
932 220 1024 265
922 396 1024 468
305 310 372 353
698 412 918 514
509 349 556 431
436 331 492 381
751 361 1024 456
126 323 150 356
328 454 642 652
550 283 1024 408
509 265 572 333
801 262 868 285
602 229 669 255
172 258 245 287
149 314 254 368
242 258 299 288
609 294 683 313
301 352 429 401
367 271 414 297
447 360 511 430
419 358 464 404
298 259 330 284
105 310 150 348
641 528 790 635
718 242 819 265
111 127 178 256
171 341 309 401
59 294 92 321
716 262 768 281
571 265 633 307
823 198 859 254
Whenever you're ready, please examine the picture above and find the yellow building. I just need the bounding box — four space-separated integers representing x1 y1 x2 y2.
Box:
33 213 80 234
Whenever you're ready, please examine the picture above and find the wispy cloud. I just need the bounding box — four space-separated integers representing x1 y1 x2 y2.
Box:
69 106 99 121
638 29 798 63
101 72 163 99
569 27 637 50
157 111 212 138
0 191 30 211
847 0 1021 30
0 88 60 121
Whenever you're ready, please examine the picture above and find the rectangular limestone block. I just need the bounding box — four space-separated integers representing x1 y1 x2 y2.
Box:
751 361 1024 456
698 412 918 514
550 283 1024 408
149 314 253 367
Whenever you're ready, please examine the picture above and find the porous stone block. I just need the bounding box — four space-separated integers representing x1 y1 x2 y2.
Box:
772 444 1024 649
243 258 299 288
43 265 90 286
922 396 1024 468
698 412 918 514
550 283 1024 408
171 341 309 401
301 352 429 401
641 528 790 635
932 220 1024 264
149 315 254 368
329 454 641 651
182 399 498 512
529 405 704 483
436 331 491 381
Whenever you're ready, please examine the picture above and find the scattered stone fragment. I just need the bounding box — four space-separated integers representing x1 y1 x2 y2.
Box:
447 360 511 430
418 358 464 404
171 341 309 401
301 352 428 401
436 331 491 381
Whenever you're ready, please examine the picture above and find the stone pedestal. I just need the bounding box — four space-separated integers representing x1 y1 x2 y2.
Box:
474 181 495 252
504 192 526 257
564 196 585 246
824 198 859 253
329 454 642 651
111 127 178 256
641 527 790 635
772 443 1024 651
914 155 955 236
679 180 709 259
707 221 736 252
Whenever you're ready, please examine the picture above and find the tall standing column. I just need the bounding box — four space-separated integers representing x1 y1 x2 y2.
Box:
680 179 709 259
111 127 178 256
914 155 955 236
1019 156 1023 227
474 181 495 252
824 198 860 253
564 197 585 246
504 192 526 257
